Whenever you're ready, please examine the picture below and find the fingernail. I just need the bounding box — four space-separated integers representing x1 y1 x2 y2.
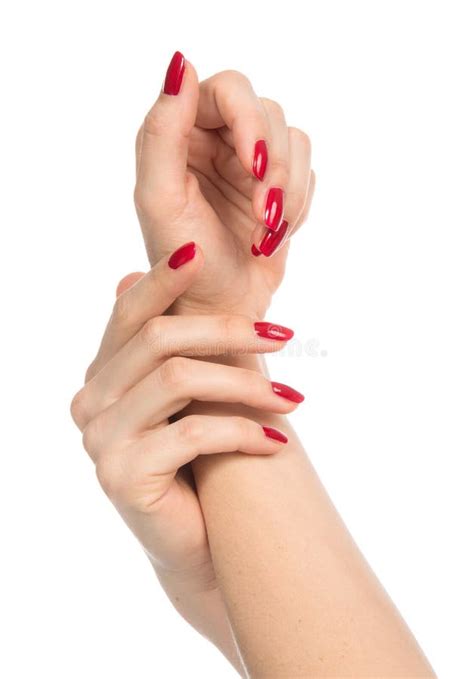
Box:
262 426 288 444
163 51 185 95
254 322 294 341
253 140 268 181
251 244 262 257
168 242 196 269
259 219 290 257
271 381 305 403
264 187 284 231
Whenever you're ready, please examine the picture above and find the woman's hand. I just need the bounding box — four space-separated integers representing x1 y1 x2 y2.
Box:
70 244 301 669
134 52 315 318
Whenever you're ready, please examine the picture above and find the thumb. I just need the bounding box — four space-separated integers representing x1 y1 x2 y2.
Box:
135 51 199 208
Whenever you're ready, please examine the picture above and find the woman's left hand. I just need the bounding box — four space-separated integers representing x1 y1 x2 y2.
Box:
70 244 300 667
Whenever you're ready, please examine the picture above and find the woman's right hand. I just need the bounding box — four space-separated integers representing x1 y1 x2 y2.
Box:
70 243 302 667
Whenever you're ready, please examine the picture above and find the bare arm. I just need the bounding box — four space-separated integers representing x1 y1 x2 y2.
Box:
190 355 435 678
131 54 435 676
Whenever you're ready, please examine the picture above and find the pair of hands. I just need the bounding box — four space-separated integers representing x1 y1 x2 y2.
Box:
71 52 314 661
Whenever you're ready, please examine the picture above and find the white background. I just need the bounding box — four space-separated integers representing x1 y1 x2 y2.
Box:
1 1 473 677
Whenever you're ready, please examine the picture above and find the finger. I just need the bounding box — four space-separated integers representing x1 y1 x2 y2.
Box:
134 51 199 212
196 71 270 181
252 99 289 231
136 416 289 473
290 169 316 237
73 316 294 428
282 127 312 228
88 242 203 378
211 136 254 200
116 272 145 298
92 416 288 507
82 358 304 452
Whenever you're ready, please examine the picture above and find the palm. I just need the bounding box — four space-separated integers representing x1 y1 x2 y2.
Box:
139 126 288 318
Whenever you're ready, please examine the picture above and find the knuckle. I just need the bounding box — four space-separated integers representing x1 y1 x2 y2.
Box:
289 127 312 154
231 416 253 438
84 360 97 383
218 314 246 340
140 317 165 355
262 98 285 120
217 69 251 90
133 184 158 218
176 415 205 447
271 157 290 183
143 110 168 138
112 290 134 328
82 414 105 458
70 388 88 430
248 370 266 394
288 186 308 213
95 455 127 501
158 356 189 389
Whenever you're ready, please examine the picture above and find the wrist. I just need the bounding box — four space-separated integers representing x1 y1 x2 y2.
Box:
170 297 270 321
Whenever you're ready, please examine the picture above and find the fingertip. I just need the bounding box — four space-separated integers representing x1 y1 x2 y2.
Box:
115 272 146 298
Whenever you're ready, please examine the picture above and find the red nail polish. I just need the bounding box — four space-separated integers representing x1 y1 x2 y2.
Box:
251 244 262 257
259 220 290 257
262 426 288 444
163 51 185 95
255 322 294 341
271 381 305 403
253 140 268 181
168 242 196 269
264 187 284 231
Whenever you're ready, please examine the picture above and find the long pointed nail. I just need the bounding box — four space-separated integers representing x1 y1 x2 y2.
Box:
163 51 185 95
253 140 268 181
259 220 290 257
264 188 284 231
254 322 294 341
271 381 305 403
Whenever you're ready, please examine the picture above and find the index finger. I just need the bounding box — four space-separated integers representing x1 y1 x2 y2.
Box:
87 242 203 380
196 70 270 181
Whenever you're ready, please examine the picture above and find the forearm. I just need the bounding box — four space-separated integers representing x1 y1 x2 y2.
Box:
153 564 245 674
190 355 435 678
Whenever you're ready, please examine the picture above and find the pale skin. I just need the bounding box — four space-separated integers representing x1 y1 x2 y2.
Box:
72 54 436 677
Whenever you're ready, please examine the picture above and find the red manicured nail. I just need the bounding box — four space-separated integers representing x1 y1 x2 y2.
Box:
168 242 196 269
254 322 294 341
262 426 288 444
264 187 284 231
163 51 185 95
259 219 290 257
253 140 268 181
271 381 305 403
251 244 262 257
